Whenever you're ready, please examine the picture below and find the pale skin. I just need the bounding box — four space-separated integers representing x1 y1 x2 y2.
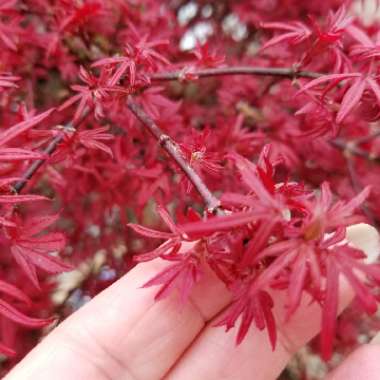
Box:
5 224 380 380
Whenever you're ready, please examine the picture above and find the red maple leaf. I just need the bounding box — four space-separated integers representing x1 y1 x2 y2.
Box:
5 214 72 288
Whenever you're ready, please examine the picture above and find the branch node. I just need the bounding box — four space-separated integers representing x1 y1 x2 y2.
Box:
159 134 171 146
127 96 223 214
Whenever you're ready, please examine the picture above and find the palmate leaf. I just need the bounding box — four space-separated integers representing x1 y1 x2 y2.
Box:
0 280 31 306
17 232 67 252
143 256 202 303
297 73 380 123
11 243 72 289
215 288 276 349
0 298 55 328
336 78 366 123
0 108 54 147
180 211 264 235
11 247 39 288
78 126 114 157
134 240 182 263
296 73 361 96
7 213 72 288
0 194 48 204
260 21 312 50
22 214 61 237
0 148 46 161
0 278 55 356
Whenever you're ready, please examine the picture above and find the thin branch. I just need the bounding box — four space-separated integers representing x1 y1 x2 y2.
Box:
353 129 380 145
13 108 91 194
14 65 321 194
11 66 321 197
331 138 380 163
13 132 65 193
151 66 322 81
126 95 221 213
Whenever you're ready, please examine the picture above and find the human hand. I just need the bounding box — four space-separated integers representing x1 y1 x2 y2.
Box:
5 226 380 380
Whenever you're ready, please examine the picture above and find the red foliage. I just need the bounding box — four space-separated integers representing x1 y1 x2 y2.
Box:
1 0 380 376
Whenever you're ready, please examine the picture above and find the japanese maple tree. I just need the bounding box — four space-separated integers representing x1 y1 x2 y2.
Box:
1 0 380 377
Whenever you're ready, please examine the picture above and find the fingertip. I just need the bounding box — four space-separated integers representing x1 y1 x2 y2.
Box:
346 223 380 264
